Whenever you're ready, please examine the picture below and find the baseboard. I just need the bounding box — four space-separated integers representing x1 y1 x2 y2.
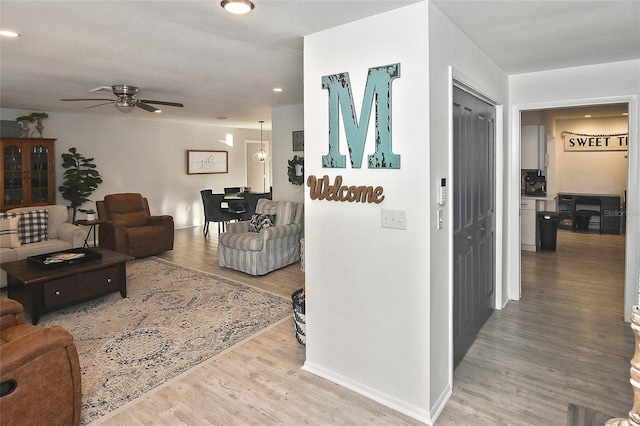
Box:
429 383 452 423
302 361 433 425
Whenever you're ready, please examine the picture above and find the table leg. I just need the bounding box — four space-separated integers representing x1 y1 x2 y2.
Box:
118 263 127 298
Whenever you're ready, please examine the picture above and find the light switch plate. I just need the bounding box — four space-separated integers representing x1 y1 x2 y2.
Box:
381 209 407 230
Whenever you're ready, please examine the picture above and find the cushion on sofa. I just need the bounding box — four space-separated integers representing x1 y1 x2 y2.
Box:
110 210 149 228
249 214 275 233
0 217 21 248
255 200 295 226
219 232 264 251
0 210 48 244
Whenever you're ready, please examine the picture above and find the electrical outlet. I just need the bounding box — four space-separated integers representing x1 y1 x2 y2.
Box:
186 205 191 212
381 209 407 230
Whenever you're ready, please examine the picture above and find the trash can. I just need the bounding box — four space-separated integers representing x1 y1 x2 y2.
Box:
538 211 559 251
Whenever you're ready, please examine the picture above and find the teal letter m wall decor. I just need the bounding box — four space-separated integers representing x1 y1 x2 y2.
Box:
321 63 401 169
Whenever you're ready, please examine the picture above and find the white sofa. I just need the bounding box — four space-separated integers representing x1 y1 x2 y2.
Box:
1 205 85 288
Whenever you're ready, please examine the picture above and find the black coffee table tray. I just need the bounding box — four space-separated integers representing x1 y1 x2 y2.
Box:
27 248 103 270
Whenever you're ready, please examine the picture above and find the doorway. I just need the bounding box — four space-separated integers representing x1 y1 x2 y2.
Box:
519 102 629 287
511 98 637 322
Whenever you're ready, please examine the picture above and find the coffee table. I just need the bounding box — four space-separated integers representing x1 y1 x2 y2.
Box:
2 247 133 324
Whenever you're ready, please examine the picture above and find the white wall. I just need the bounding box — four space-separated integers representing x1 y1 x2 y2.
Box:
1 107 267 228
555 116 628 197
272 104 304 203
509 60 640 322
428 1 509 418
303 3 432 423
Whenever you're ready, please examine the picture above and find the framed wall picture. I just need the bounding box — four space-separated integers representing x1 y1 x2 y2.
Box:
187 150 228 174
292 130 304 151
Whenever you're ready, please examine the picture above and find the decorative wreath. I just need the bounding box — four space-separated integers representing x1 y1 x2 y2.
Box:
287 155 304 185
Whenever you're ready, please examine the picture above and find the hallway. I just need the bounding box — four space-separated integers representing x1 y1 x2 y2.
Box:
438 230 632 424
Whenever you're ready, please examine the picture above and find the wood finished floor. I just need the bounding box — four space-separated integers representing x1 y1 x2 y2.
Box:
98 227 632 425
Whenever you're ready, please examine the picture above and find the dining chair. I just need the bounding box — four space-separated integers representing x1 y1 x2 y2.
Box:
573 196 602 233
201 191 234 235
242 192 273 221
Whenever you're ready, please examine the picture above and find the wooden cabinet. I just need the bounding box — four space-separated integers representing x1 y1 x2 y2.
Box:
1 138 56 211
520 198 537 251
521 125 546 170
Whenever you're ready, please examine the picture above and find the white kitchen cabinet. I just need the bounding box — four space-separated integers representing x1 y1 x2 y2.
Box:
520 198 537 251
521 125 546 170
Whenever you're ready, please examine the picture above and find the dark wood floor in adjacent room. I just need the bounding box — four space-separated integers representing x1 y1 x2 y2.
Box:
97 227 631 425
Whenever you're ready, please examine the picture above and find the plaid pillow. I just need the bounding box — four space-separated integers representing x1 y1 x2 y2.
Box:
0 217 21 248
249 214 275 233
0 210 49 244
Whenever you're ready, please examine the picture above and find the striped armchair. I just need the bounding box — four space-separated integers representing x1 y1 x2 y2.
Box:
219 199 303 275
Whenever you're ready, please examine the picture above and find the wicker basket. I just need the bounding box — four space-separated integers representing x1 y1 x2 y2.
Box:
291 288 305 346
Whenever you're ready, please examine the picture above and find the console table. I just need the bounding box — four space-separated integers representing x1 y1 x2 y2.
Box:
557 192 621 234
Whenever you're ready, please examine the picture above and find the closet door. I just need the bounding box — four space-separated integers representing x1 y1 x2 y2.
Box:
452 87 496 368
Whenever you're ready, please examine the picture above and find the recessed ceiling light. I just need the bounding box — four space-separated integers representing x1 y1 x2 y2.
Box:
0 30 20 38
584 114 592 118
273 87 283 93
221 0 254 15
623 112 629 116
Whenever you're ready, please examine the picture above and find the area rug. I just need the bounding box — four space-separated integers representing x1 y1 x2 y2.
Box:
37 257 291 425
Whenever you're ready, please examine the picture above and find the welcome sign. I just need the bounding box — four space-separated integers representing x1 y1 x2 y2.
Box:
306 63 402 204
562 131 628 152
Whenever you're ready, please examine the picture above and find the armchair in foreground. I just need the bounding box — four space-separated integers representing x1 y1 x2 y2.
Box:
0 298 82 426
219 199 304 275
96 192 174 257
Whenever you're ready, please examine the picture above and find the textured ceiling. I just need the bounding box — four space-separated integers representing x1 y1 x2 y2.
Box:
1 1 638 128
432 0 640 75
0 0 417 128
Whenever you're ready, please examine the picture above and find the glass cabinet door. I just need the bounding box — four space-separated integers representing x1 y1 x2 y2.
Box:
30 144 50 203
3 143 24 207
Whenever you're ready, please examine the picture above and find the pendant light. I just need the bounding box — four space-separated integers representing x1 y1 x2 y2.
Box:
253 120 270 163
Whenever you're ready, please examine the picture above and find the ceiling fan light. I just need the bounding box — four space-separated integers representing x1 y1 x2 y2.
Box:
221 0 254 15
115 99 135 113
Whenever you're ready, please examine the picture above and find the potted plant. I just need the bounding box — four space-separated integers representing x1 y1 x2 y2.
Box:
78 207 96 221
15 114 34 138
58 147 103 222
28 112 49 137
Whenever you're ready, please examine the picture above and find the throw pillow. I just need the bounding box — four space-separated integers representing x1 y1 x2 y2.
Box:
249 214 275 233
0 210 49 244
0 216 21 248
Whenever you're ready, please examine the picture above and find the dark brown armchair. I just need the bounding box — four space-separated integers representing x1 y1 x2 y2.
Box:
96 193 174 257
0 298 82 426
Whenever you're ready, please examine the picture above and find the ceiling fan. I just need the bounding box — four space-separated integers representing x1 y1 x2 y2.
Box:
61 85 184 113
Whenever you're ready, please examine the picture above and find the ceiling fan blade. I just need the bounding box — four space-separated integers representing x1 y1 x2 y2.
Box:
138 99 184 108
61 98 115 102
89 86 113 93
84 101 117 109
136 102 160 113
